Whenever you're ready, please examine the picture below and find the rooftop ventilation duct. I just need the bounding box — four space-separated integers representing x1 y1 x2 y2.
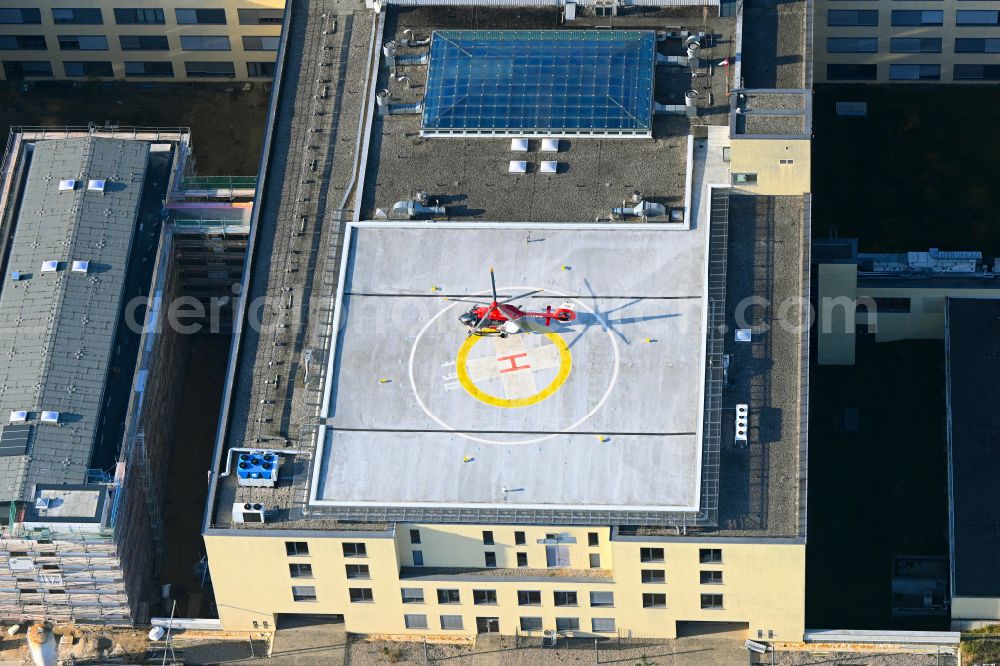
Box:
613 192 667 220
655 90 698 118
400 29 430 48
376 89 422 117
391 192 446 219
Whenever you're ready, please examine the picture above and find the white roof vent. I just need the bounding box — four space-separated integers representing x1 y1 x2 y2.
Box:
71 260 90 274
10 271 22 281
510 138 529 152
58 179 77 192
735 328 752 342
540 161 558 174
87 179 106 192
508 160 527 174
541 138 560 152
40 411 60 424
40 260 59 273
34 497 50 510
9 410 27 423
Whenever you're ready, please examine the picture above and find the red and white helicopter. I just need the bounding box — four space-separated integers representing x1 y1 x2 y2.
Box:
450 268 576 337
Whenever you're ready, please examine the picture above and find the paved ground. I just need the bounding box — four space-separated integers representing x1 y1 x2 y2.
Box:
268 617 347 665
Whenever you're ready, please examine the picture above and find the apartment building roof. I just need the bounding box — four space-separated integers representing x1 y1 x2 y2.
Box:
0 137 149 501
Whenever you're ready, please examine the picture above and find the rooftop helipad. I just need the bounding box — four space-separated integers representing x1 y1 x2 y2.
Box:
311 222 710 513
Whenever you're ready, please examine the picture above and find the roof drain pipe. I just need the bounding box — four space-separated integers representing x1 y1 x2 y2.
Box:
376 89 423 117
655 90 698 118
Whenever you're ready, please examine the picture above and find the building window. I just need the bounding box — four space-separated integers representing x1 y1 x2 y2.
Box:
590 591 614 607
292 586 316 602
289 563 313 578
440 615 464 631
120 35 169 50
238 8 284 24
827 9 879 25
701 570 724 585
555 617 579 632
701 594 724 609
64 61 113 77
114 8 164 24
0 35 46 50
52 8 103 24
484 552 497 568
346 564 370 579
185 61 236 78
589 553 601 568
890 37 942 53
517 590 541 606
285 541 309 556
642 593 667 608
588 532 599 547
956 10 1000 26
826 37 878 53
732 173 758 185
516 552 528 567
482 531 495 545
827 63 878 81
592 618 616 633
342 543 366 558
401 588 424 604
242 35 280 51
638 547 663 563
124 61 173 77
349 588 374 603
699 549 723 564
0 9 42 24
514 531 526 545
437 589 460 605
890 64 941 80
520 617 542 631
892 9 943 25
247 61 275 78
175 8 227 24
5 61 53 77
954 64 1000 80
180 35 231 51
955 38 1000 53
869 297 912 313
404 614 427 629
58 35 109 50
473 589 497 605
641 569 666 584
545 545 570 568
412 550 424 566
409 529 421 544
553 591 578 607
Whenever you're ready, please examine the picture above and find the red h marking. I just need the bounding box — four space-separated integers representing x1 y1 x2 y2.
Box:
497 352 531 374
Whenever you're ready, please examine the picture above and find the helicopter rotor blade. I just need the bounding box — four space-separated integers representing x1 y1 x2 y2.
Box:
497 289 544 306
489 267 498 304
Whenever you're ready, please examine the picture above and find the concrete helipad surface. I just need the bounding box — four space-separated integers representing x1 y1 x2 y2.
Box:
314 223 709 511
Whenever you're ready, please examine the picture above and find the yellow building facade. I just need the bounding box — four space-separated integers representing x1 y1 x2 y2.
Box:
205 525 805 640
0 0 283 81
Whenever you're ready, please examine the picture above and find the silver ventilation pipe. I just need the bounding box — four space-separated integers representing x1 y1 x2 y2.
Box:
395 52 429 66
655 90 698 118
383 40 397 74
613 192 667 219
376 89 423 117
400 29 431 47
392 191 446 219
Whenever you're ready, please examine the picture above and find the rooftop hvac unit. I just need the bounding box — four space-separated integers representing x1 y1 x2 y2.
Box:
735 404 748 444
542 629 557 647
232 502 266 524
236 451 280 487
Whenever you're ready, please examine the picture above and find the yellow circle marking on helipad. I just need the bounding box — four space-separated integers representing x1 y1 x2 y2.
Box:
456 332 572 408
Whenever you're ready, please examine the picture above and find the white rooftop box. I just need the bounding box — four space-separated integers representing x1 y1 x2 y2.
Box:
508 160 527 174
71 260 90 274
87 179 106 192
40 260 58 273
540 161 558 174
9 410 27 423
541 138 560 152
40 411 60 424
58 179 76 192
510 138 529 152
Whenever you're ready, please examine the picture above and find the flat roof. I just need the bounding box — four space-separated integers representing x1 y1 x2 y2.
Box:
421 30 656 138
946 297 1000 597
0 137 150 501
312 223 708 512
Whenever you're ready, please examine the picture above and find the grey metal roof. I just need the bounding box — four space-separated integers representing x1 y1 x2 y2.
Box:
0 137 149 501
946 298 1000 597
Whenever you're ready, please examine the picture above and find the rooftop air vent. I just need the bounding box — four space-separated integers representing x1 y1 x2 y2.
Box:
735 404 748 444
231 502 266 524
87 179 106 192
9 410 27 423
508 160 527 174
40 260 58 273
71 260 89 274
34 497 50 510
541 138 560 152
510 138 529 152
236 451 281 488
40 411 60 424
540 161 558 174
58 179 76 192
10 271 22 281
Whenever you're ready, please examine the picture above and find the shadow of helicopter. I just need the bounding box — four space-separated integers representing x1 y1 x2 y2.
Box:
555 278 681 347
